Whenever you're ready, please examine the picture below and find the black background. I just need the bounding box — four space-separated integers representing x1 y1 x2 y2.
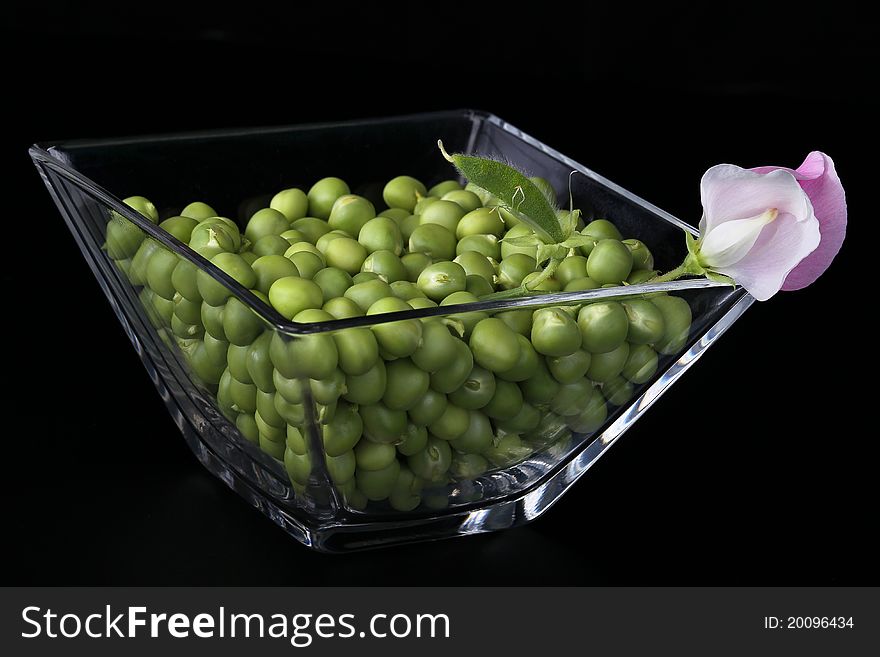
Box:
4 3 876 584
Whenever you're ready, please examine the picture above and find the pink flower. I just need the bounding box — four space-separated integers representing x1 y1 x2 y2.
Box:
695 152 846 301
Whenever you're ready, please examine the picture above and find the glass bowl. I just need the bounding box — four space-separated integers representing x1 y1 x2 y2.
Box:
30 110 752 551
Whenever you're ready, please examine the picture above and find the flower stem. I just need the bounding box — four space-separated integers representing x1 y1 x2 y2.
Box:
648 263 690 283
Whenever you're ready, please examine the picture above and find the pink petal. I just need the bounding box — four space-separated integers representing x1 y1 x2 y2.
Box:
751 152 847 290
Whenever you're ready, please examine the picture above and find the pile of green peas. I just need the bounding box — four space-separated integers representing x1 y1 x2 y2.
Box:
107 172 692 513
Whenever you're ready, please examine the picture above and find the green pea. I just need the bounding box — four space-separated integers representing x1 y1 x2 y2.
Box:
190 218 241 257
171 259 202 302
399 214 421 243
270 187 309 221
580 219 623 250
448 365 496 410
519 358 561 404
429 337 474 393
603 376 634 406
409 224 457 261
227 343 253 383
465 274 494 297
456 207 505 239
622 239 654 270
549 378 595 416
260 435 286 460
360 403 408 444
397 423 429 456
235 413 260 445
378 207 411 223
428 402 470 441
383 175 427 212
146 291 174 327
344 359 386 405
523 412 571 449
173 294 203 326
383 359 431 411
201 302 226 341
216 369 236 417
291 217 332 243
407 436 452 482
567 393 607 433
286 424 306 455
323 296 363 320
357 459 401 501
650 296 693 355
355 437 399 471
401 252 432 282
483 378 523 420
331 326 378 376
428 180 462 197
245 331 275 393
356 216 403 256
456 234 501 261
197 253 257 306
145 247 180 300
308 177 351 220
417 261 467 301
563 277 600 292
255 392 285 429
159 215 199 243
106 196 157 258
326 450 356 485
171 312 204 340
284 448 312 485
586 239 633 284
586 341 630 382
322 402 364 456
578 302 629 353
408 388 448 426
389 466 423 512
310 369 346 404
497 402 541 433
453 251 496 284
547 349 592 384
367 297 423 358
495 309 532 337
228 375 257 414
500 224 538 260
280 229 308 245
344 279 393 312
352 271 379 284
497 254 537 290
273 368 304 404
622 343 659 384
441 189 482 212
180 201 217 221
449 452 489 479
419 200 465 234
312 267 354 302
187 341 225 386
268 276 323 319
223 294 264 346
284 240 325 263
439 291 486 338
390 280 426 301
411 320 457 372
274 394 305 425
496 335 539 382
556 256 589 286
327 195 375 239
484 433 533 468
413 195 439 215
626 269 659 285
245 208 289 244
522 272 562 292
468 318 520 373
362 250 408 283
269 311 338 380
449 411 493 454
252 234 293 258
530 307 581 357
622 298 666 344
408 298 438 312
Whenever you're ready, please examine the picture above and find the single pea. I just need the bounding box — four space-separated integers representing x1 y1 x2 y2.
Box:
260 435 286 460
651 296 693 355
367 297 423 358
287 251 324 279
495 309 532 337
112 196 158 252
555 256 589 286
399 213 421 243
496 402 541 433
429 337 474 393
413 195 439 215
530 307 582 357
577 301 629 353
389 466 423 512
390 280 426 301
235 413 260 445
441 189 482 212
268 276 323 319
453 251 496 284
251 234 291 258
255 393 285 430
145 247 181 300
332 326 379 376
586 341 630 383
173 294 203 326
323 296 363 320
339 482 366 509
400 252 432 282
549 378 595 416
286 424 306 454
397 423 429 457
357 216 404 255
280 229 308 245
521 272 562 292
603 376 634 406
171 313 204 340
322 402 364 456
484 433 533 468
622 298 666 344
449 410 493 454
227 375 257 414
308 177 351 220
582 218 623 243
408 388 448 426
483 378 523 420
270 187 309 221
428 402 470 441
622 343 659 384
357 459 401 501
223 295 264 346
519 358 561 404
245 331 275 393
180 201 217 221
284 448 312 485
344 359 386 405
309 368 346 404
438 291 487 338
360 403 408 444
195 216 242 247
269 310 338 380
409 224 457 261
563 277 600 293
383 359 431 411
417 261 467 301
326 450 356 486
383 175 427 212
586 239 633 284
496 333 539 382
159 215 199 243
378 207 410 223
284 240 325 262
567 392 608 433
216 369 237 417
352 271 380 284
312 267 353 302
328 195 376 237
274 394 305 425
456 207 505 239
626 269 660 285
470 318 521 373
171 259 201 302
465 274 494 297
419 200 465 234
428 180 462 197
201 301 226 341
245 208 290 244
146 291 174 327
500 224 538 260
456 234 501 261
197 253 257 306
448 365 496 410
362 250 408 283
344 278 393 312
623 238 655 271
408 436 452 482
291 217 332 244
273 369 304 404
497 254 537 290
547 349 592 384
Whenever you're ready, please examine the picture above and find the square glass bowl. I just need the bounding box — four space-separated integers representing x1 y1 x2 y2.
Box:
31 110 752 551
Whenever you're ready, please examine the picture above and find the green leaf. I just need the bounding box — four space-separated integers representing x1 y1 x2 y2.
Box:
559 234 596 249
501 234 543 247
557 209 581 238
536 243 566 265
439 142 565 243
